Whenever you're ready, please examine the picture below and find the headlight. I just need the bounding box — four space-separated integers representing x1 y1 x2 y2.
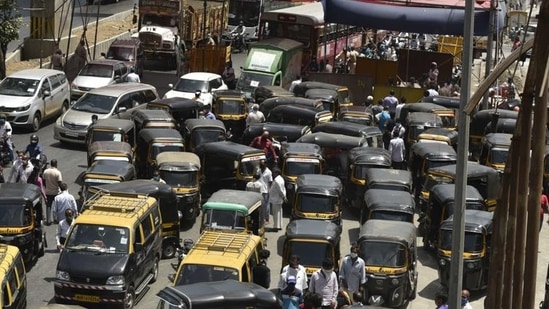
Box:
106 275 125 285
466 262 476 269
391 278 400 286
439 259 447 266
15 104 31 112
56 271 71 281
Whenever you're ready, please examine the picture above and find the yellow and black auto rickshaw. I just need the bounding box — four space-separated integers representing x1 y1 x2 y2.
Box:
479 133 512 172
131 109 176 134
292 174 343 225
266 105 333 128
364 168 413 193
183 118 228 152
361 189 415 224
135 128 185 179
85 118 136 149
80 160 136 201
469 109 518 160
399 102 456 129
403 112 443 152
338 106 374 126
293 81 353 113
259 97 323 117
253 85 294 104
147 97 204 129
280 142 324 204
241 123 311 146
212 90 248 139
156 152 202 225
358 219 418 307
417 127 459 149
438 209 493 291
87 141 134 167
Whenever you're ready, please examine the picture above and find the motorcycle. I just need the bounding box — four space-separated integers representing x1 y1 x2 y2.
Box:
0 129 13 167
231 33 249 53
171 238 194 270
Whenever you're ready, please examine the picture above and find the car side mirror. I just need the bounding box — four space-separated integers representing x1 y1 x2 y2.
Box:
134 243 143 251
43 90 51 98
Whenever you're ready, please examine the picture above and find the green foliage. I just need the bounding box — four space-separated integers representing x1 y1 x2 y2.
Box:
0 0 23 48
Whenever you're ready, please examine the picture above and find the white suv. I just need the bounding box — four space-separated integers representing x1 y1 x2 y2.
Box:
164 72 227 106
0 69 70 131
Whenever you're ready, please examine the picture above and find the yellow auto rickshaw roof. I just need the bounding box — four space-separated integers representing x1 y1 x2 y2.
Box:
156 151 201 168
0 245 22 280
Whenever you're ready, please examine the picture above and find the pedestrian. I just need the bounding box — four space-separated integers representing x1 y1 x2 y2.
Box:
258 160 273 224
461 289 473 309
193 90 204 105
250 130 278 166
434 293 449 309
382 90 399 119
279 254 308 292
281 275 303 309
339 242 366 298
376 106 391 133
246 173 263 193
289 75 302 92
364 95 374 108
347 46 359 74
253 249 271 289
126 67 140 83
0 114 14 162
301 292 323 309
371 99 384 119
246 104 266 127
52 182 79 223
428 61 439 85
389 131 406 170
309 258 338 309
395 96 406 121
222 61 236 89
268 168 286 231
27 165 46 223
7 150 24 183
14 155 34 184
392 119 405 138
43 159 63 226
151 169 166 184
541 189 549 231
204 105 216 120
51 49 64 71
56 209 74 252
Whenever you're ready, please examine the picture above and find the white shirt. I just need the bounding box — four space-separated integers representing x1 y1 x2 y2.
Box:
246 180 262 193
246 110 265 126
309 269 338 306
259 167 272 194
56 219 72 246
269 175 286 204
389 137 405 163
278 264 308 291
0 122 12 139
126 72 140 83
395 103 405 120
289 79 302 92
339 255 367 294
52 191 79 222
15 162 34 184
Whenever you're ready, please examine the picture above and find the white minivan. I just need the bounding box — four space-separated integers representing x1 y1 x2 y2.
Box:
0 69 70 131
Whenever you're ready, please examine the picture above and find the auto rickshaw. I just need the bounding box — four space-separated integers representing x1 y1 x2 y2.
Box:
338 106 374 126
417 127 459 149
357 220 417 307
195 141 266 195
361 189 415 224
156 152 201 224
131 109 176 134
420 184 486 249
404 112 443 152
364 168 413 192
200 189 264 239
80 160 136 200
303 88 339 116
438 209 493 291
346 148 392 211
399 102 456 129
479 133 512 172
241 122 311 146
85 118 136 149
422 162 500 211
313 122 384 147
280 142 324 204
283 219 342 279
292 174 343 224
259 96 323 116
0 183 46 264
91 179 181 259
253 85 294 104
293 81 353 109
420 95 461 110
183 118 228 152
212 90 248 139
135 128 185 179
408 143 457 207
147 97 204 129
484 117 517 134
87 141 134 167
469 109 518 160
266 104 333 128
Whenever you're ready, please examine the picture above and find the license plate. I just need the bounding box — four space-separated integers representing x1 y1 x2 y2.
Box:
74 294 101 303
65 131 79 137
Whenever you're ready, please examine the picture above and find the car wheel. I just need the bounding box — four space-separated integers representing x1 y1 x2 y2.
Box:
31 112 41 132
150 257 159 283
123 286 135 309
162 242 176 259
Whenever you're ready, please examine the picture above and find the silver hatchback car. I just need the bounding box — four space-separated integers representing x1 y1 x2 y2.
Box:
54 83 158 144
0 69 70 131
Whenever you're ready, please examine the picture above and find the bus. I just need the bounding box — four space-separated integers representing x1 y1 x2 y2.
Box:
259 2 364 70
228 0 295 40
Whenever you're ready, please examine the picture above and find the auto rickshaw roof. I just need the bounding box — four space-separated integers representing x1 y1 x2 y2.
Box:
147 97 203 110
485 118 517 134
0 183 41 201
93 179 176 201
213 89 246 99
253 85 294 100
84 160 135 179
89 118 134 132
203 189 262 214
405 112 443 126
88 141 133 156
364 189 415 213
441 209 493 234
138 128 183 142
293 81 347 96
261 96 323 110
296 174 342 190
418 127 459 142
285 219 341 242
399 103 453 124
484 133 513 147
420 95 461 109
281 142 322 157
470 109 518 136
184 118 226 132
297 132 366 149
410 142 457 159
312 121 373 138
364 169 413 186
430 184 485 205
244 123 310 143
268 104 330 118
156 280 281 309
304 88 337 101
358 220 416 247
195 141 265 159
349 147 391 166
132 109 175 122
156 151 201 169
429 161 499 179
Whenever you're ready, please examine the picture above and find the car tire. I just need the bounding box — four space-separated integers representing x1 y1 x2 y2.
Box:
150 257 159 283
162 242 176 259
123 286 135 309
30 112 41 132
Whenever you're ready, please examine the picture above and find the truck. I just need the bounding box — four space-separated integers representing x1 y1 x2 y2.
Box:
236 38 303 98
137 0 228 72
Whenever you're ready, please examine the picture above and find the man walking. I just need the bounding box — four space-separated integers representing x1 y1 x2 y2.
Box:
268 168 286 231
246 104 265 127
339 242 366 301
382 90 399 119
52 183 79 223
14 155 34 184
309 258 338 309
56 209 74 251
258 160 272 223
388 131 406 170
278 254 308 292
43 159 63 225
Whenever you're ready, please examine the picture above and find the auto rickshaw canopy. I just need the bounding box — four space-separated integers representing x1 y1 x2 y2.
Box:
292 81 350 104
420 95 461 110
440 209 493 234
405 112 443 127
147 97 204 112
82 160 136 182
410 142 457 160
131 109 176 128
469 109 518 138
364 189 415 214
349 147 392 167
93 179 176 201
242 122 311 145
297 132 367 150
430 184 485 208
338 106 374 124
483 133 512 147
87 118 135 138
285 219 342 243
260 96 323 115
195 141 265 161
138 128 184 143
399 102 455 125
203 189 262 216
266 104 333 126
0 183 42 203
296 174 343 196
156 151 201 172
364 169 413 191
312 121 373 138
358 219 416 248
281 142 322 159
253 85 294 104
88 141 133 162
417 127 459 146
184 119 226 133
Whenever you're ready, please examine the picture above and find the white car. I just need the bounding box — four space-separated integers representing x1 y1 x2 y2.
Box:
163 72 228 106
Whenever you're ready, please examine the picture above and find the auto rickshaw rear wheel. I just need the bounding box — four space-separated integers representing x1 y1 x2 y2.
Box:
162 243 177 259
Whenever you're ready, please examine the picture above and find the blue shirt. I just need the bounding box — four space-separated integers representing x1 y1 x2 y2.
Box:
206 111 216 120
25 143 43 158
378 111 391 131
281 287 302 309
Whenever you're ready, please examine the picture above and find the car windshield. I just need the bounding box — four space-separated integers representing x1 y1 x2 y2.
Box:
174 78 208 93
160 170 197 187
0 77 40 97
218 100 244 114
490 148 509 165
193 130 225 146
284 161 320 177
236 72 273 91
0 203 31 227
106 47 134 62
176 264 239 285
65 224 129 253
288 241 333 268
296 194 336 213
359 241 407 267
370 211 413 222
90 131 124 142
151 143 184 158
72 93 117 114
202 209 245 231
79 63 114 78
440 230 484 252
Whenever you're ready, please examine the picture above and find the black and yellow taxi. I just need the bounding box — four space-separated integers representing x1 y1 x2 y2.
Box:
0 244 27 309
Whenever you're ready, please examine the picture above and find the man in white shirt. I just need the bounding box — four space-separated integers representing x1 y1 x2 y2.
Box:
309 258 339 308
246 104 265 127
14 155 34 184
389 131 406 170
268 168 286 231
278 254 308 292
126 67 140 83
339 242 367 297
289 75 302 92
258 160 272 223
56 209 74 251
52 183 79 223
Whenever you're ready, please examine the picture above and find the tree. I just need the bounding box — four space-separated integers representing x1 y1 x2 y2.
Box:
0 0 22 79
